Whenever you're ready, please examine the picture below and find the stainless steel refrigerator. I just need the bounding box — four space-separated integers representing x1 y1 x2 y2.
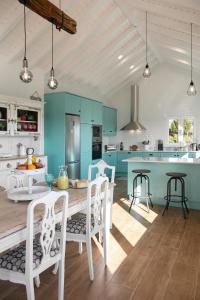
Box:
65 114 80 179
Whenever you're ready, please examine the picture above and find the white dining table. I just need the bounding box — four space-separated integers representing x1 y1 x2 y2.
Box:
0 184 113 254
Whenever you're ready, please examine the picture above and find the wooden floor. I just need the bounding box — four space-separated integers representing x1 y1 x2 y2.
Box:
1 179 200 300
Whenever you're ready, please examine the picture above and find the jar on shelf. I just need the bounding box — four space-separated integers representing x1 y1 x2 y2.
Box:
57 166 69 190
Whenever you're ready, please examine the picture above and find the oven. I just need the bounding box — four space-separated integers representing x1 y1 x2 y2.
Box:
92 125 102 160
92 142 102 160
92 125 102 143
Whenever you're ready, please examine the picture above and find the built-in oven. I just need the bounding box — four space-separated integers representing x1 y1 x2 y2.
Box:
92 142 102 160
92 125 102 159
92 125 102 143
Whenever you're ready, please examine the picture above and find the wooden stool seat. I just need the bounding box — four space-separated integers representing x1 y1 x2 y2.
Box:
132 169 151 174
166 172 187 178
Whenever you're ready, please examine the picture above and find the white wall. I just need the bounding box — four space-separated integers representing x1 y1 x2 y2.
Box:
0 56 45 155
106 63 200 150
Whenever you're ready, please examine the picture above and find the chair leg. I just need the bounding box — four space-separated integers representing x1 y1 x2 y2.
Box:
79 242 83 254
34 275 40 288
103 226 109 266
52 262 59 275
58 259 65 300
26 279 35 300
86 238 94 281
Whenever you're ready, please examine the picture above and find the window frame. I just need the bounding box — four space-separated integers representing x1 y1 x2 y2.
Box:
167 116 195 146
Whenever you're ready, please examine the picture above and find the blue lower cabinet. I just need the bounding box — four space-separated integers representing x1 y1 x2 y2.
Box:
188 152 196 158
143 152 161 158
102 152 117 178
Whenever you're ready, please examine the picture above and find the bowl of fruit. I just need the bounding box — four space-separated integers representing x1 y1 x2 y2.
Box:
16 155 44 171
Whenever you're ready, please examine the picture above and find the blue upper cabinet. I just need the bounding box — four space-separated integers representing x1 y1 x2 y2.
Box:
81 99 102 125
63 93 81 115
103 106 117 136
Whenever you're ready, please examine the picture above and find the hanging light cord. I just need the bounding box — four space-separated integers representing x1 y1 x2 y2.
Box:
23 4 27 59
51 22 54 70
146 11 148 64
191 23 193 81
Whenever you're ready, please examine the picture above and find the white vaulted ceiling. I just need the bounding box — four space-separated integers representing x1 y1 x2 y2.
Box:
0 0 200 97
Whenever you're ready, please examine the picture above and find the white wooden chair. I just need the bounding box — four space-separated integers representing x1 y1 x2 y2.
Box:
55 176 110 281
0 191 68 300
88 159 115 228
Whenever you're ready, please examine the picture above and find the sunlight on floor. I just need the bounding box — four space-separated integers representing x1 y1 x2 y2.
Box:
129 201 158 223
93 199 159 275
93 232 127 274
112 202 147 247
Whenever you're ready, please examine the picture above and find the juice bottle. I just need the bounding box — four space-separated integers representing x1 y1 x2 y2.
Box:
57 166 69 189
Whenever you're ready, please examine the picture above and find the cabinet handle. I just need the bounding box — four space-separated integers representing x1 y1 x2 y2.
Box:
128 152 131 154
109 130 113 132
149 153 153 156
91 120 94 122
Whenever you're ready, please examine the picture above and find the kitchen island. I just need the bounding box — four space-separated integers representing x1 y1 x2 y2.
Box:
123 157 200 210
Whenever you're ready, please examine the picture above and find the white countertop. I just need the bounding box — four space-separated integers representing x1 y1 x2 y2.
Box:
0 154 46 161
105 150 200 153
123 157 200 165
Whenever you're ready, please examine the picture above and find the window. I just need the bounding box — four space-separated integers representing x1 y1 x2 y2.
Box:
168 118 194 144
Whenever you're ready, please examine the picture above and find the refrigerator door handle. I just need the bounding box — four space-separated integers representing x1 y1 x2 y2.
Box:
67 160 79 164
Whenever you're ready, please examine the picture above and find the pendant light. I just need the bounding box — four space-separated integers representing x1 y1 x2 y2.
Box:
143 11 151 78
187 23 197 96
48 22 58 89
19 4 33 83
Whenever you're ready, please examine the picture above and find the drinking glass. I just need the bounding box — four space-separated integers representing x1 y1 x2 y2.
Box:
45 174 54 189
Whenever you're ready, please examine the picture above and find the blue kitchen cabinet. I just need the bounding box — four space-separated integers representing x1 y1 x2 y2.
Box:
159 152 177 158
176 152 188 158
188 152 196 158
103 106 117 136
80 99 92 124
103 152 117 178
117 151 137 174
44 93 66 176
63 93 81 115
81 99 102 125
142 152 161 157
80 152 91 179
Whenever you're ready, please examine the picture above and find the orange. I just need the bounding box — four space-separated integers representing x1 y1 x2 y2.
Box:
28 164 36 170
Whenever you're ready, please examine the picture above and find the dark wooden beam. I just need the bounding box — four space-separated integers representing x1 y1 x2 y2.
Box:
18 0 77 34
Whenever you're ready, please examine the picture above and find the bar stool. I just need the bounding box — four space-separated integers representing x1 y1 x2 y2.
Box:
129 169 153 213
162 172 189 219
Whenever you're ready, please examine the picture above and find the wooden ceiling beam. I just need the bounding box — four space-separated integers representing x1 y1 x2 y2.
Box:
18 0 77 34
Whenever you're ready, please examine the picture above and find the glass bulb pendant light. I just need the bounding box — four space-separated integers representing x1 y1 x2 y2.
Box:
187 23 197 96
48 22 58 89
19 4 33 83
143 11 151 78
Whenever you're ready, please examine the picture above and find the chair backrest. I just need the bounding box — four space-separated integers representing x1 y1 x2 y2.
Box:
25 191 68 275
7 174 25 190
88 159 115 183
86 176 109 235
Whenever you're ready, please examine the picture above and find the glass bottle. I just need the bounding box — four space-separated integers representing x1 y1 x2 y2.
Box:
57 165 69 190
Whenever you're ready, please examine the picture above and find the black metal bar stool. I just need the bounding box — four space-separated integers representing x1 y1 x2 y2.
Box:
129 169 153 213
162 172 189 219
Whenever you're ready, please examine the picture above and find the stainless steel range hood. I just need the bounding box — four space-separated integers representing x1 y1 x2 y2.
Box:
121 84 146 131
